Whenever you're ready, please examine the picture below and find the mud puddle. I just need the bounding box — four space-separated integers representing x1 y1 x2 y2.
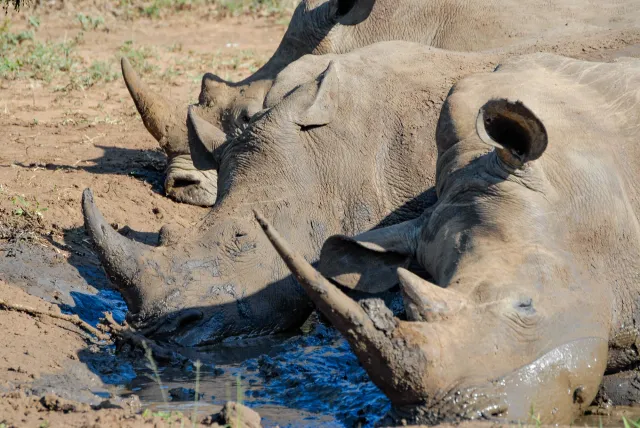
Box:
112 316 389 427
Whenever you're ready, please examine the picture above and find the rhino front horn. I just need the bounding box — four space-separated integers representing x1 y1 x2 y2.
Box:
254 210 428 405
121 57 188 156
82 189 165 315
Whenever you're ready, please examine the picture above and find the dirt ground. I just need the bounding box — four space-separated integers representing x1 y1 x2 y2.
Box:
2 0 640 426
0 0 289 425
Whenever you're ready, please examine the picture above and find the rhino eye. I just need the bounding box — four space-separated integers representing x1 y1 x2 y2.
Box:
514 297 536 315
515 297 535 314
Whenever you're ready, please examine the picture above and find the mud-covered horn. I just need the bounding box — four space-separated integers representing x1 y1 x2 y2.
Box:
255 210 379 334
82 189 148 312
398 268 468 322
121 57 187 155
255 210 427 405
187 105 226 170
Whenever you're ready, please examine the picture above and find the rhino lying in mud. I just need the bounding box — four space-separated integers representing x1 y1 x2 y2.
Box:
85 42 502 346
258 52 640 424
124 0 640 206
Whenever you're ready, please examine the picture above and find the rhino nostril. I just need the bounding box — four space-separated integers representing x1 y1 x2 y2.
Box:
573 386 586 404
170 178 201 189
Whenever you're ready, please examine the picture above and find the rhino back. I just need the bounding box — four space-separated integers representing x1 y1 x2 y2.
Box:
267 42 500 226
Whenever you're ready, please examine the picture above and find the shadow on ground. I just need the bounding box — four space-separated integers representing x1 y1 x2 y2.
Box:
14 145 167 196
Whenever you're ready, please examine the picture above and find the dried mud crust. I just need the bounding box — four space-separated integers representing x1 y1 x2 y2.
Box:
0 391 262 427
0 1 287 425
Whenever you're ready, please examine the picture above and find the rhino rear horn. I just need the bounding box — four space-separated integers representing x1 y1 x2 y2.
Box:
121 57 188 156
255 210 427 405
398 268 468 322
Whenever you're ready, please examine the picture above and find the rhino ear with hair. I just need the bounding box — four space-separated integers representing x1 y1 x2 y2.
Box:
329 0 376 24
295 61 340 127
476 98 548 168
317 218 421 294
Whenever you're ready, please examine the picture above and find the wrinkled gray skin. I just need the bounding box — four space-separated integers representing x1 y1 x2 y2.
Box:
125 0 640 206
259 53 640 424
85 42 501 346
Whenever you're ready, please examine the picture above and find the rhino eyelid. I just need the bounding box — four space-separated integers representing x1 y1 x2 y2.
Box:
516 297 533 308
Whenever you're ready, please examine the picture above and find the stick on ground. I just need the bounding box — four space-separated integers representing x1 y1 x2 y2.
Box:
0 298 110 341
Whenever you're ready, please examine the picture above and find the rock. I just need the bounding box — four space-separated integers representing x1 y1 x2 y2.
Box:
168 387 204 402
203 401 261 428
40 394 90 413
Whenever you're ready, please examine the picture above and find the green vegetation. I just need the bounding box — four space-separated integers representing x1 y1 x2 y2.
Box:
123 0 296 19
141 341 169 404
0 0 291 91
3 0 297 16
624 416 640 428
119 40 158 74
0 20 80 82
11 195 47 218
76 13 105 31
192 360 202 428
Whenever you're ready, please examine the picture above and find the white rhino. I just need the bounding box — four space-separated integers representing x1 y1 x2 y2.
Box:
85 42 501 346
258 52 640 424
123 0 640 206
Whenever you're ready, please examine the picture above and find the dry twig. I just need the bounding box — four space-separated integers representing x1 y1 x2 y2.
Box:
101 312 186 362
0 298 110 341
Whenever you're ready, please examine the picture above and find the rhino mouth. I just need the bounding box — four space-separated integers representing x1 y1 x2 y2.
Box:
387 388 508 426
387 337 608 425
164 155 218 206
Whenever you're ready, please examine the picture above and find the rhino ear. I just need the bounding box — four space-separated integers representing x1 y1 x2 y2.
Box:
318 219 419 294
295 61 340 127
187 105 226 170
476 99 548 168
199 73 232 106
329 0 375 24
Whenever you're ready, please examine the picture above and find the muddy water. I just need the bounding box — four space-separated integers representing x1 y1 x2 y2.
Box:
69 287 640 428
113 316 389 427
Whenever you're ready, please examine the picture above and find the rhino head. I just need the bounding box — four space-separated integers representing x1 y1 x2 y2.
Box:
257 54 635 424
122 0 383 206
85 42 461 345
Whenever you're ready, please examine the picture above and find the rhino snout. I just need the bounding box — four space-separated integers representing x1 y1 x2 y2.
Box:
164 154 218 207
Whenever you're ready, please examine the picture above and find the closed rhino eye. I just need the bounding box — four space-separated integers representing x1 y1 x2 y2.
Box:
514 297 536 315
239 111 251 124
516 297 533 309
505 297 540 329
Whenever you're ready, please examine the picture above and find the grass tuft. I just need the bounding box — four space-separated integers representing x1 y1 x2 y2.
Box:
623 416 640 428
